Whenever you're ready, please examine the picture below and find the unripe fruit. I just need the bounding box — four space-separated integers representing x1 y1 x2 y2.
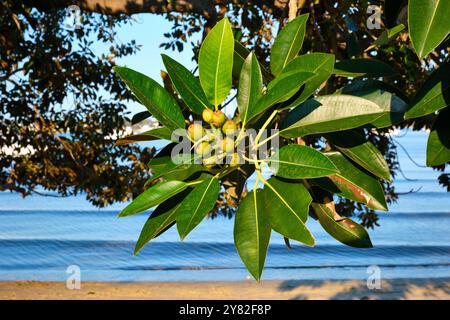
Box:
195 141 212 156
221 137 235 154
230 153 240 166
202 155 217 167
187 123 205 141
211 110 227 127
222 120 238 136
202 108 214 124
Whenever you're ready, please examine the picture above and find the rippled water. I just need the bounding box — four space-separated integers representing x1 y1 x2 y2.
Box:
0 130 449 281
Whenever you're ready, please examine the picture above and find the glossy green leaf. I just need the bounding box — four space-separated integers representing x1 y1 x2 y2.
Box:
134 190 190 255
247 71 316 123
349 89 409 128
267 145 339 179
114 66 184 130
427 108 450 166
270 14 309 76
280 53 335 109
176 176 220 240
115 127 173 146
311 200 372 248
119 180 189 218
199 18 234 107
233 41 272 83
327 130 391 182
405 62 450 119
234 189 271 281
237 52 263 126
334 59 397 78
233 40 272 83
316 152 388 211
280 95 384 138
262 177 315 245
162 54 211 114
409 0 450 59
339 79 409 103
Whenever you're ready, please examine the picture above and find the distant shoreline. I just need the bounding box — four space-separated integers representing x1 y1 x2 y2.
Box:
2 278 449 300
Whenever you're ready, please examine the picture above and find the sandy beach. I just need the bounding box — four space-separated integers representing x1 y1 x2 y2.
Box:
1 278 449 300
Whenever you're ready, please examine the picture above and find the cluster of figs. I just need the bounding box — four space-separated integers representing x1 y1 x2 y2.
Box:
186 108 241 167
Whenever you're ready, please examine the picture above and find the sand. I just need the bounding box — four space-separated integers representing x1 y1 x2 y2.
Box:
1 278 449 300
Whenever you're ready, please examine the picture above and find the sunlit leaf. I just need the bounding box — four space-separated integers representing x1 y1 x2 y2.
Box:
114 66 185 130
409 0 450 59
237 52 263 126
119 180 189 217
268 145 339 179
270 14 309 76
234 189 271 281
327 130 391 182
315 152 388 211
262 177 315 245
427 108 450 166
176 176 220 239
162 54 212 114
199 18 234 107
280 95 384 138
312 198 372 248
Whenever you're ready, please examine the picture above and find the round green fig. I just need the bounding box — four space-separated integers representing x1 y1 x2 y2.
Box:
195 141 212 156
187 123 205 141
202 108 214 124
211 110 227 127
222 120 237 136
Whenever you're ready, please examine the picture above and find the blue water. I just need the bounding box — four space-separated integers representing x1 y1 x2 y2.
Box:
0 130 449 281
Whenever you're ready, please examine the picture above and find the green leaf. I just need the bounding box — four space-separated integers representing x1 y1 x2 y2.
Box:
409 0 450 59
280 53 335 109
234 189 271 281
348 89 409 128
162 54 211 114
270 14 309 76
199 18 234 107
405 62 450 119
114 66 184 130
316 152 388 211
311 200 372 248
365 24 405 51
262 177 315 245
339 79 409 103
327 130 391 182
237 52 263 126
280 95 384 138
134 190 190 255
334 59 397 78
267 145 339 179
247 71 316 123
115 127 173 146
427 108 450 166
233 40 273 83
176 176 220 240
119 180 190 218
146 145 203 185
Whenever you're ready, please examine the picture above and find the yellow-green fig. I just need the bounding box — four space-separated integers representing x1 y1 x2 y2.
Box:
202 108 214 124
211 110 227 127
195 141 212 156
202 155 217 167
221 137 235 154
187 123 205 141
222 120 237 136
